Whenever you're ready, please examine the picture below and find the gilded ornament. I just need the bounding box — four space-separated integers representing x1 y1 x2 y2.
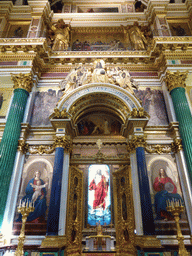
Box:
113 166 135 255
145 144 172 154
49 107 71 119
41 235 67 248
171 138 183 153
28 145 55 155
166 200 189 256
135 235 161 248
165 70 188 92
15 202 35 256
18 140 29 154
53 135 72 150
66 166 83 255
0 46 6 52
48 19 70 51
129 107 150 118
128 135 147 151
11 73 33 93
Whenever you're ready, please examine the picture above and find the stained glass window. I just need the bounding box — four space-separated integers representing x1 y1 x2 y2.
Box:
88 164 111 226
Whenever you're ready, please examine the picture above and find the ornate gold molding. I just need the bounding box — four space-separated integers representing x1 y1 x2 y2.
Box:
135 235 161 248
54 135 72 150
165 70 188 92
145 144 172 154
171 138 183 153
28 145 55 155
128 107 150 118
11 73 33 93
49 107 71 119
18 140 29 154
41 235 66 248
127 135 147 152
113 166 136 255
66 166 83 255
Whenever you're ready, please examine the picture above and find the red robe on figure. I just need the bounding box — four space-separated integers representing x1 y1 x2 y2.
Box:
89 175 109 210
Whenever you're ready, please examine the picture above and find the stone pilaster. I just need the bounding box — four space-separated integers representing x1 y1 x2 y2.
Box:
0 73 33 229
166 70 192 184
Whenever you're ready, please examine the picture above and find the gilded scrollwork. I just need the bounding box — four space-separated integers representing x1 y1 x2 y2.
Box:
113 166 136 255
127 135 147 152
165 70 188 92
171 138 183 153
18 140 29 154
54 135 72 151
11 73 33 93
128 107 150 118
28 145 55 155
145 144 172 154
66 166 83 255
49 107 71 119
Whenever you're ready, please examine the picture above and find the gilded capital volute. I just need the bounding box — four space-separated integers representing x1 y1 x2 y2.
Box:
11 73 33 93
165 70 188 92
127 135 147 152
54 135 72 151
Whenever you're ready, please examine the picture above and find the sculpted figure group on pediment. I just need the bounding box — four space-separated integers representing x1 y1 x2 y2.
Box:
59 60 138 96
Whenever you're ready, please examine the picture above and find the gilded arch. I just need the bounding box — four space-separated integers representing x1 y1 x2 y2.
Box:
57 83 142 134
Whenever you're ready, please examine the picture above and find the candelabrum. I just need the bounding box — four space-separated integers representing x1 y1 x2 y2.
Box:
166 200 189 256
15 200 35 256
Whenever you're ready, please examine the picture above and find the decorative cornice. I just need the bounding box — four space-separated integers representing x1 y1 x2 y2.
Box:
165 70 188 92
11 73 33 93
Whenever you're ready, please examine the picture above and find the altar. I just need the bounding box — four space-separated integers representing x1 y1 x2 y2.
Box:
85 223 115 251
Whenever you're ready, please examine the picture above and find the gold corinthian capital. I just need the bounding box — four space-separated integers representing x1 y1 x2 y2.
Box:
11 73 33 93
165 70 188 92
127 135 147 152
54 135 72 151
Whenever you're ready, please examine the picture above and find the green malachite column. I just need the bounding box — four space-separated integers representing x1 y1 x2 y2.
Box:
166 70 192 183
0 73 33 229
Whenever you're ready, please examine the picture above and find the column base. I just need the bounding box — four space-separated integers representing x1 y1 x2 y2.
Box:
41 235 67 249
135 235 162 248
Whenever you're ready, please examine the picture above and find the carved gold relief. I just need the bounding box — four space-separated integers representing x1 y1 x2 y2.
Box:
165 70 188 92
135 235 161 248
127 135 147 152
28 145 55 155
171 138 183 153
145 144 172 154
128 107 150 118
18 140 29 154
41 235 67 248
113 166 136 255
66 166 83 255
54 135 72 151
11 73 33 93
49 107 71 119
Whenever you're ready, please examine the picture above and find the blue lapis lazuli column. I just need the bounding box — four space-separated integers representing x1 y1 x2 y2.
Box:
136 147 155 235
47 147 64 235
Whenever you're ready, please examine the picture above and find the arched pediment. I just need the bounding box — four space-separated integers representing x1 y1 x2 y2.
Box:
57 83 142 125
